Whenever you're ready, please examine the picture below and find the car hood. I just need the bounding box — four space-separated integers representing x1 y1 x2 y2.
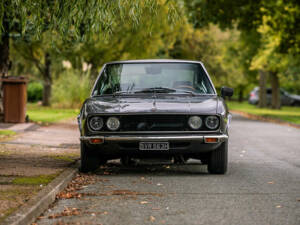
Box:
290 94 300 101
83 95 219 115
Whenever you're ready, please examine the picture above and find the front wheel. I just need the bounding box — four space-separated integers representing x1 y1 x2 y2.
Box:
207 141 228 174
80 142 105 173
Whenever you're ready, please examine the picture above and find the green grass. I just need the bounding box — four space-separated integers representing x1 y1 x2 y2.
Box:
12 174 58 185
0 130 16 141
227 101 300 124
27 103 79 124
50 155 77 162
0 130 16 136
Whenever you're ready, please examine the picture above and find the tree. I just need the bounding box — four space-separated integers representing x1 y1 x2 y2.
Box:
0 0 180 107
65 2 183 80
250 1 300 108
184 0 300 108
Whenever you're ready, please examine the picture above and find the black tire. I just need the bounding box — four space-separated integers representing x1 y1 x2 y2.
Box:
207 141 228 174
80 141 101 173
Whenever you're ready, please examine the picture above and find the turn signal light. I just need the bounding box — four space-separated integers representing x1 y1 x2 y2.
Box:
90 138 104 144
205 138 218 143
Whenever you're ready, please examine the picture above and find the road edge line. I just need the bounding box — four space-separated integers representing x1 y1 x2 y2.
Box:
1 162 79 225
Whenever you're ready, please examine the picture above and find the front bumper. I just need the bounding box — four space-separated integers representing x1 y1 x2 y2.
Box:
80 134 228 144
80 134 228 157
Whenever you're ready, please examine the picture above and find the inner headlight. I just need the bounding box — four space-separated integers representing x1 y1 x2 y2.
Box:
89 116 104 131
106 117 120 131
188 116 202 130
205 116 219 129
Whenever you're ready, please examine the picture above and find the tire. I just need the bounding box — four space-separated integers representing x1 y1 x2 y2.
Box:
207 141 228 174
80 141 102 173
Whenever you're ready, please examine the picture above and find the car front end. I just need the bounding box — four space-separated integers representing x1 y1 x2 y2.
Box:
78 60 233 174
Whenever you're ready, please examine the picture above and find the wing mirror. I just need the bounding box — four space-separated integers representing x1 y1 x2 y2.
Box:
221 86 234 98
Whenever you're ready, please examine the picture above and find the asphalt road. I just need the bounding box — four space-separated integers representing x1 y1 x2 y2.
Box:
36 114 300 225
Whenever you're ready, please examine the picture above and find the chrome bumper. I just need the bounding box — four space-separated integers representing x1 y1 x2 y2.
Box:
80 134 228 144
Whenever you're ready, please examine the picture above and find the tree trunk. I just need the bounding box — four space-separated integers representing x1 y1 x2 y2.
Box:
238 85 244 102
0 33 9 77
90 63 99 81
0 12 10 120
42 53 52 106
258 70 267 108
270 71 280 109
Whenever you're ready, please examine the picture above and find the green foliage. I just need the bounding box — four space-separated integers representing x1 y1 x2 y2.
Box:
64 1 184 79
228 101 300 124
1 0 180 42
51 69 92 108
27 82 43 102
27 103 79 124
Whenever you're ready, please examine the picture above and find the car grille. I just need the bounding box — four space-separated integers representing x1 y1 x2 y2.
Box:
120 115 188 131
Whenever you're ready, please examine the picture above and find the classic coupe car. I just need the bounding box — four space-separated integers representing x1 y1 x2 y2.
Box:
78 59 233 174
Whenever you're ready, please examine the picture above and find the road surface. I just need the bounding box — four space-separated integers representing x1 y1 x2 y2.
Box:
36 114 300 225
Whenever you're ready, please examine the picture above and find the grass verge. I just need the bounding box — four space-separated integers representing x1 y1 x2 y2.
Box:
227 101 300 125
12 174 58 186
0 130 17 142
27 103 79 124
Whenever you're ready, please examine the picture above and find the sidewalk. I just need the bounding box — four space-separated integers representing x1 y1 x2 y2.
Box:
0 119 80 223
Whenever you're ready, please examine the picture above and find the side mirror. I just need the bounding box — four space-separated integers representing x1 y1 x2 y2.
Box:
221 86 234 98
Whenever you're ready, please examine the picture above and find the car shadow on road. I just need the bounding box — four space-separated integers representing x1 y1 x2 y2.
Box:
93 161 211 176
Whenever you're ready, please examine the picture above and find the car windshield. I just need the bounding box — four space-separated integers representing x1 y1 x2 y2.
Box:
92 63 215 96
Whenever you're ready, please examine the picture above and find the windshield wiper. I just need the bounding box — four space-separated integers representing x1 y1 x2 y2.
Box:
113 91 133 96
176 90 197 96
134 87 177 93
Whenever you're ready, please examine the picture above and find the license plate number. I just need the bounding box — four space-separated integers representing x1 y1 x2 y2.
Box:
139 142 169 151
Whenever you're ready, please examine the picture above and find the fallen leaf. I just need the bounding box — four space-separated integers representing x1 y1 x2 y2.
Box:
276 205 282 208
268 181 274 184
152 207 160 210
140 201 149 204
149 216 156 222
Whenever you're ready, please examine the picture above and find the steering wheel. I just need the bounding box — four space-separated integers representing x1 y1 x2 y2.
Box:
175 85 196 91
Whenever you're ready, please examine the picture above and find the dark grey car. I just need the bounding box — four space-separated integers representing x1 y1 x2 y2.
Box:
78 59 233 174
249 87 300 106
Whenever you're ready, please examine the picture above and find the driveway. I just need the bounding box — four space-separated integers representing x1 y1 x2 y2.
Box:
35 114 300 225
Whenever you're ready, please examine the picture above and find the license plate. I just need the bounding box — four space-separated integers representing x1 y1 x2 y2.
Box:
139 142 169 151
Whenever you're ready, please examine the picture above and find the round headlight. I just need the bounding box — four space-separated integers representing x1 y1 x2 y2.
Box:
89 117 103 131
188 116 202 130
205 116 219 129
106 117 120 131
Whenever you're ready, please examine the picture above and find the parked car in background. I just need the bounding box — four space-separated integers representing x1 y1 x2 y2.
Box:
78 59 233 174
248 87 300 106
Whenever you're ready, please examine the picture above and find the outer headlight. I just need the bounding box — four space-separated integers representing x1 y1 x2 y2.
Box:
205 116 219 129
188 116 202 130
106 117 120 131
89 116 104 131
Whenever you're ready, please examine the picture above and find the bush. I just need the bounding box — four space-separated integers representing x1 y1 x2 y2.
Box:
51 69 92 108
27 82 43 102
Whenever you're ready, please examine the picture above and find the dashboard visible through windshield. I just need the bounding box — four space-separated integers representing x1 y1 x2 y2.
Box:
92 63 215 96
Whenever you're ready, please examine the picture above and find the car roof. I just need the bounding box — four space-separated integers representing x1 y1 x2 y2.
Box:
105 59 204 65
